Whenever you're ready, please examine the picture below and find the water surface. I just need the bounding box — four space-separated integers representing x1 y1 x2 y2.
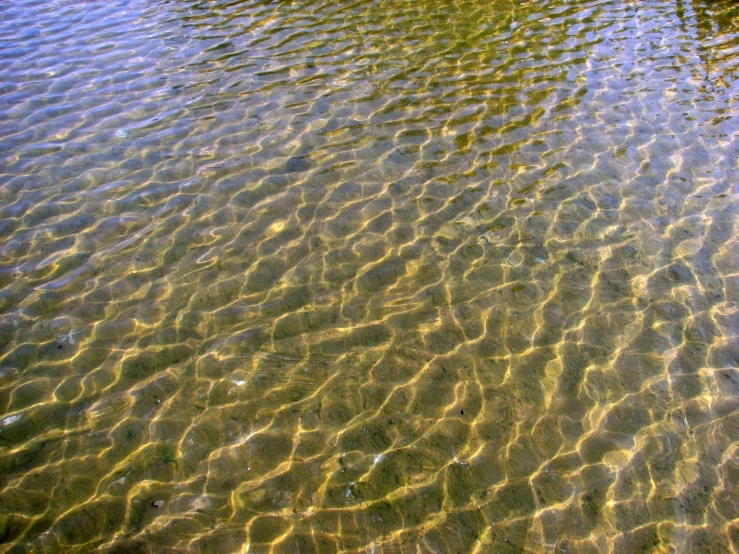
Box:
1 0 739 552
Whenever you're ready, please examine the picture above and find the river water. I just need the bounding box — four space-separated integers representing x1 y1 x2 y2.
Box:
1 0 738 552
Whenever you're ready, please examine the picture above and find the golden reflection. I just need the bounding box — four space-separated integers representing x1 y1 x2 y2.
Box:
0 0 738 552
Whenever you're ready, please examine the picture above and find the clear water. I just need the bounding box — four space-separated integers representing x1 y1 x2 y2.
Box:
1 0 738 552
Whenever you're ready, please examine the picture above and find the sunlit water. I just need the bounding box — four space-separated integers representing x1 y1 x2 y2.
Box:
1 0 738 552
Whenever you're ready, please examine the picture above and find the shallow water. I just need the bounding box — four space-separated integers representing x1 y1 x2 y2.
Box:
1 0 739 552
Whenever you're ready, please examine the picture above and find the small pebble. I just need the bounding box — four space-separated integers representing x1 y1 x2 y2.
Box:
152 501 164 508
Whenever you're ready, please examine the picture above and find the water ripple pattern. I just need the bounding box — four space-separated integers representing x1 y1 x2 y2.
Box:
1 0 739 552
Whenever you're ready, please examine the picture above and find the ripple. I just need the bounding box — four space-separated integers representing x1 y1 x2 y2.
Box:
1 0 739 552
